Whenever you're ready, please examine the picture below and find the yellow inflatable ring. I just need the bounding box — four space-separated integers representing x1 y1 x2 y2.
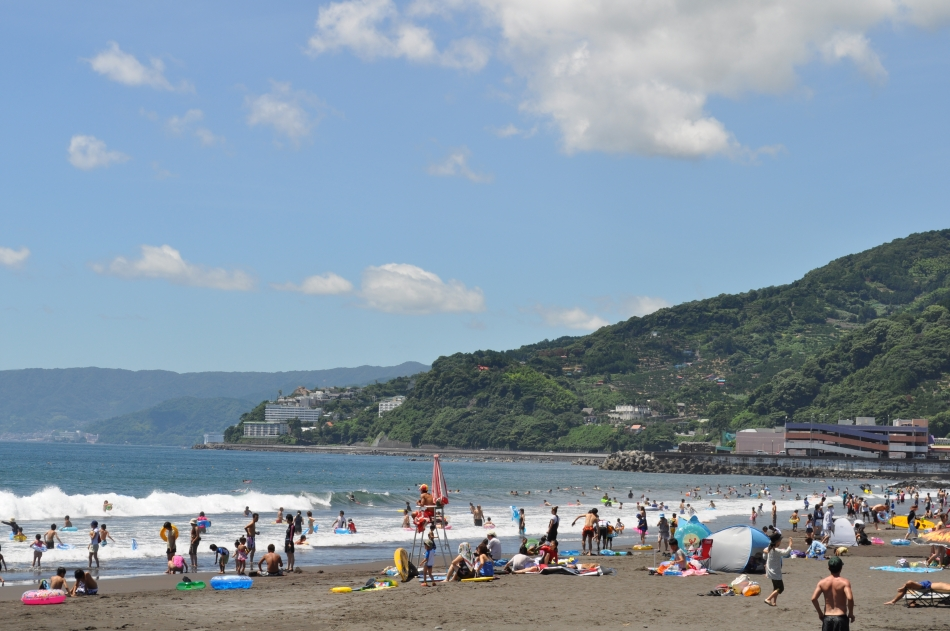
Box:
632 544 653 550
330 586 352 593
160 524 179 542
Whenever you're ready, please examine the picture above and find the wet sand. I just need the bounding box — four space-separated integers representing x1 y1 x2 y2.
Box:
0 539 937 630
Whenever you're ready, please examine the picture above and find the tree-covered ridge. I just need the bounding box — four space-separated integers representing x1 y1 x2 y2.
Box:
741 302 950 436
224 229 950 451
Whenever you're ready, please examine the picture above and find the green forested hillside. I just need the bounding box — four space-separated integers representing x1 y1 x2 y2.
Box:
226 230 950 451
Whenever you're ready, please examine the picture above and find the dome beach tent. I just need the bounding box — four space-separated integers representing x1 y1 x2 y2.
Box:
828 516 855 548
706 526 771 573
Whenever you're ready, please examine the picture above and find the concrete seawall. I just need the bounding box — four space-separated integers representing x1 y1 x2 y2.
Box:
594 450 950 479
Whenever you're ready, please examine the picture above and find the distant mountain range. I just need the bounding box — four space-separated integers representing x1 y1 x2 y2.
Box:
0 362 430 437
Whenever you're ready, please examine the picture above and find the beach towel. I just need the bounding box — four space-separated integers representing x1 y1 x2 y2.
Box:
870 566 943 573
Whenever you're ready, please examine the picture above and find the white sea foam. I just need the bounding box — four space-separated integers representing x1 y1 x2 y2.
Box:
0 486 331 521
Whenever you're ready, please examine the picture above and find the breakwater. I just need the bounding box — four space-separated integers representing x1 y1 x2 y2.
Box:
587 450 950 480
194 442 608 463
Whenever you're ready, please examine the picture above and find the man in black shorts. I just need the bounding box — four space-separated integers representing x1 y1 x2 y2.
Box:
811 557 854 631
284 514 296 572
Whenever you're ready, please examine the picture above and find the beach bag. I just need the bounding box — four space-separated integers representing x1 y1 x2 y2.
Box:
897 558 908 568
406 560 419 580
742 583 761 597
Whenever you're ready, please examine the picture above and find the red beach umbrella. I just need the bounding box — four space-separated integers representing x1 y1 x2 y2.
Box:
432 454 449 506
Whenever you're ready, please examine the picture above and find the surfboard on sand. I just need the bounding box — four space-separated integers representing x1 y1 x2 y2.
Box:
394 548 410 582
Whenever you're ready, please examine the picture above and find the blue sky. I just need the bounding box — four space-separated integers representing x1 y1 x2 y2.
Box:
2 1 950 373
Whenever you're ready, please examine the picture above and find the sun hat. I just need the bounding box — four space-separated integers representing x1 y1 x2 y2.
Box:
487 531 496 537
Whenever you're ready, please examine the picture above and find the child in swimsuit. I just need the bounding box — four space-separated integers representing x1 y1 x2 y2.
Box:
234 539 248 575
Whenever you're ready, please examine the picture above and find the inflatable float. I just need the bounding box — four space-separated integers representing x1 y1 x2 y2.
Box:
160 525 179 542
59 527 77 532
890 516 935 530
56 543 74 550
461 577 495 582
890 539 912 546
334 528 352 535
631 545 653 550
394 548 410 581
210 575 252 590
176 580 206 590
21 590 66 605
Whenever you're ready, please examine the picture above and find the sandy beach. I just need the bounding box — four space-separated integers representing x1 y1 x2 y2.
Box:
0 539 937 631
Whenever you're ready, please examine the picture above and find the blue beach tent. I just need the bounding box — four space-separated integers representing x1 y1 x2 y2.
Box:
707 526 771 573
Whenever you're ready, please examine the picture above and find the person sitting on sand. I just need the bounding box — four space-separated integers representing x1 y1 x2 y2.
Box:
258 543 283 576
50 566 67 590
445 542 476 582
668 538 688 571
474 543 494 578
539 539 559 565
167 554 188 574
71 569 98 596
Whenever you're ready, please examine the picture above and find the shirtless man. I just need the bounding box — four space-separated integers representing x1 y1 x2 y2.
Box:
244 513 259 565
811 557 855 630
884 580 950 604
50 566 67 590
43 524 63 551
571 508 599 556
258 543 283 576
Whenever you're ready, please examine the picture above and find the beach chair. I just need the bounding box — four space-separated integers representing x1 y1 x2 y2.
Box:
905 588 950 608
695 539 714 570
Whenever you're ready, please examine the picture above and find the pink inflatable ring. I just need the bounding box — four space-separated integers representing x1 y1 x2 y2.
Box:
22 589 67 605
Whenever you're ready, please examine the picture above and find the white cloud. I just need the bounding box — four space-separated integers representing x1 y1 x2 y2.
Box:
821 31 887 82
165 110 225 146
0 246 30 269
360 263 485 314
428 147 492 183
86 41 189 91
166 109 204 134
272 272 354 295
488 123 537 138
307 0 489 70
246 82 322 143
67 135 129 170
534 306 609 331
307 1 950 158
92 244 254 291
195 128 225 146
151 162 176 180
597 294 672 318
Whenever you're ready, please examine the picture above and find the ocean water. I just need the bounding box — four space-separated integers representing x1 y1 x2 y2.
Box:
0 442 890 585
